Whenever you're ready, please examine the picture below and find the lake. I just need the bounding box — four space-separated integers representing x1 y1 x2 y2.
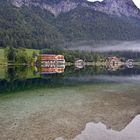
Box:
0 62 140 140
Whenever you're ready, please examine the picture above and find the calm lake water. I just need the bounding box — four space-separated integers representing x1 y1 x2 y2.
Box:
0 63 140 140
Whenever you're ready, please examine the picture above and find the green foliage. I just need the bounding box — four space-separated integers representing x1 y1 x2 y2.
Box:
25 49 40 58
54 7 140 41
40 49 104 63
5 66 28 81
5 47 30 64
4 47 16 62
0 2 64 49
15 48 29 63
0 48 7 64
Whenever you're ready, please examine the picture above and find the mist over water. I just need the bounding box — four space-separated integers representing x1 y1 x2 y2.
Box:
67 40 140 52
69 74 140 84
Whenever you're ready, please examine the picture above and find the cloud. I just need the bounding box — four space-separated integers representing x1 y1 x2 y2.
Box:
133 0 140 8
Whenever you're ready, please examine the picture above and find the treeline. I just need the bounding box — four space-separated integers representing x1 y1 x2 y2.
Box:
4 47 30 64
54 7 140 41
40 49 105 63
100 51 140 60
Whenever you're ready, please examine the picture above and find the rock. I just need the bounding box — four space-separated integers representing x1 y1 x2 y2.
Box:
9 0 140 18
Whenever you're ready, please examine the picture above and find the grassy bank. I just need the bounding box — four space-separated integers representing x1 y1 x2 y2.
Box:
26 49 40 58
0 48 40 65
0 49 6 65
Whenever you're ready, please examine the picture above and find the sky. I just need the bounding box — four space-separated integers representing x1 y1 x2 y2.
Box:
87 0 140 9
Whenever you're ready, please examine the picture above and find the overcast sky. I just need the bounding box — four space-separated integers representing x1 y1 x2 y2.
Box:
87 0 140 9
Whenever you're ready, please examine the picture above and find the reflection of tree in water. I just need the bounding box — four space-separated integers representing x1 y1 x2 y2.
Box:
5 66 28 82
1 65 140 94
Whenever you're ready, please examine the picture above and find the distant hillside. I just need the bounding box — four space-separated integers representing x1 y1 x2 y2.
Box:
54 7 140 41
0 0 140 49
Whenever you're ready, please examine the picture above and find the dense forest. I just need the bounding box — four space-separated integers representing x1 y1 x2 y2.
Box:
1 1 140 49
4 47 31 64
0 1 64 49
40 49 104 63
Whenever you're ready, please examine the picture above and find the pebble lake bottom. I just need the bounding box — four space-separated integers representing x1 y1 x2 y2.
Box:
0 65 140 140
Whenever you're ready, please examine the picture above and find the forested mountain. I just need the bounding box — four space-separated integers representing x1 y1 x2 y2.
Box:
1 0 140 49
0 0 64 49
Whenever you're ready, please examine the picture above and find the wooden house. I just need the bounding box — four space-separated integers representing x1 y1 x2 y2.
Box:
39 54 65 67
40 54 65 62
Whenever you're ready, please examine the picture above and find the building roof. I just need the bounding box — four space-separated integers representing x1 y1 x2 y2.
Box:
40 54 65 61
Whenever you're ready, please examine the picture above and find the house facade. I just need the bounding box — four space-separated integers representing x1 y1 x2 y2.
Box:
39 54 65 66
40 54 64 61
37 54 65 74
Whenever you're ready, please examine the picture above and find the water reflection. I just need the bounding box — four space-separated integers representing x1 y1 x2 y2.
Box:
35 65 65 75
0 63 140 139
0 81 140 140
56 115 140 140
0 62 140 93
5 66 28 81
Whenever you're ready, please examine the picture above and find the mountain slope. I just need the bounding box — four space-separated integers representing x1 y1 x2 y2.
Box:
0 0 64 49
10 0 140 18
88 0 140 18
0 0 140 49
53 6 140 41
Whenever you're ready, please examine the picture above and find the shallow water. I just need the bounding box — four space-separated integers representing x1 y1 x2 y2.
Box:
57 115 140 140
0 65 140 140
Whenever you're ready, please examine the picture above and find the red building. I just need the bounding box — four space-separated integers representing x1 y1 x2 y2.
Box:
38 54 65 74
40 54 65 62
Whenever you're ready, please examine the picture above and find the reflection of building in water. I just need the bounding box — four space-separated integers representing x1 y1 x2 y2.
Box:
107 57 135 71
35 65 65 75
40 66 65 74
107 56 124 71
125 59 134 68
36 54 65 74
75 59 84 69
